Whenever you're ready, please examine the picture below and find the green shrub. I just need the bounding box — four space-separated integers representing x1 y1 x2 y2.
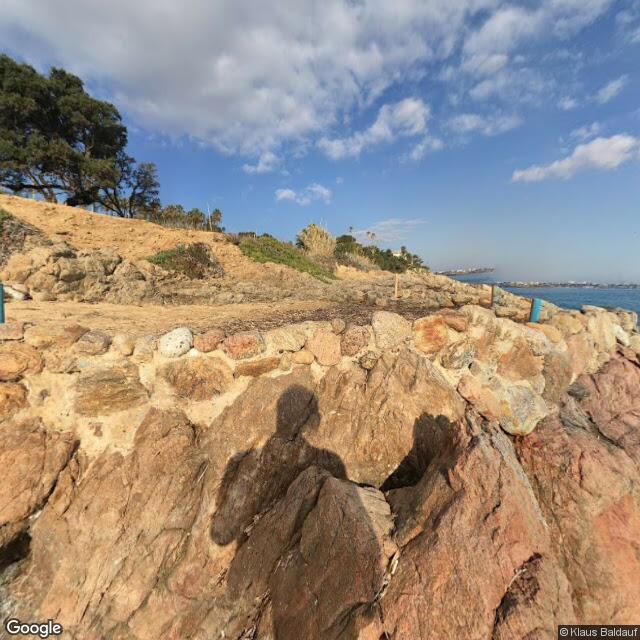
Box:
334 234 428 273
0 208 10 232
147 243 223 279
239 235 336 282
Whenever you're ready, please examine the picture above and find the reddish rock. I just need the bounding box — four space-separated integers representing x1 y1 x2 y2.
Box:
413 315 449 356
0 343 43 381
441 313 469 332
517 373 640 623
162 356 233 400
222 331 265 360
306 329 341 366
381 413 575 639
193 328 225 353
235 357 281 377
497 338 543 382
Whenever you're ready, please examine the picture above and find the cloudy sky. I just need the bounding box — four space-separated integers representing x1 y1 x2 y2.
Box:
1 0 639 281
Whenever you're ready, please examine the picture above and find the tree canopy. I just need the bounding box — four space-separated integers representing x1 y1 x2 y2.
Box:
0 54 159 217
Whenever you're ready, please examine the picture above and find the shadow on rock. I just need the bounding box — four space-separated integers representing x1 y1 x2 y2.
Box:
210 384 397 639
211 384 347 546
381 412 460 492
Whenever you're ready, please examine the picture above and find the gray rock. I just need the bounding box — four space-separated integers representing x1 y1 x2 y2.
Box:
158 327 194 358
371 311 411 349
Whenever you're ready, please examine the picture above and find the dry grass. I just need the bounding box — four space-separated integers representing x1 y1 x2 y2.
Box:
297 223 336 257
337 251 379 272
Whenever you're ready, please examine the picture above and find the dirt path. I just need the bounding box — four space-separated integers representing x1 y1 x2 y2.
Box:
4 298 442 337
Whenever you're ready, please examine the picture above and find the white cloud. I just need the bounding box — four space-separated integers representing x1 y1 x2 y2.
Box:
242 151 280 174
558 96 579 110
462 0 616 76
0 0 620 158
512 134 639 182
448 113 522 136
0 0 503 155
353 218 428 244
469 68 550 103
407 136 444 161
569 122 601 141
595 75 629 104
318 98 430 159
275 182 332 205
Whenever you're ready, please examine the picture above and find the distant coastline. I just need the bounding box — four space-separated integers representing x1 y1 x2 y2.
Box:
497 281 640 289
436 267 495 276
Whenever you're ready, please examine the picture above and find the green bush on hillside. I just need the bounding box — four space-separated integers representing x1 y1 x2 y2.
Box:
238 235 336 283
147 243 223 279
335 234 427 273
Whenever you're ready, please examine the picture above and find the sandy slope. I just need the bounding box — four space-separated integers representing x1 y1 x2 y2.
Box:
0 194 310 284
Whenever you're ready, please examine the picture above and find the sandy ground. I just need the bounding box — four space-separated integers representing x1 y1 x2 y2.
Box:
3 299 346 336
4 298 440 336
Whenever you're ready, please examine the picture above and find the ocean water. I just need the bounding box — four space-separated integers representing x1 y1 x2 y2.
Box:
453 274 640 317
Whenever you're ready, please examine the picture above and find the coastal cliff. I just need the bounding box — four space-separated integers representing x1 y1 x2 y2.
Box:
1 300 639 639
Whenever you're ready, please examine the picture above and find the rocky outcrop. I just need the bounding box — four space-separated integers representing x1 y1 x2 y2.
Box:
0 302 639 639
0 243 160 304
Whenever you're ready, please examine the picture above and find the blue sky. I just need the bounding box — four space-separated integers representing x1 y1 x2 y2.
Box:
1 0 639 281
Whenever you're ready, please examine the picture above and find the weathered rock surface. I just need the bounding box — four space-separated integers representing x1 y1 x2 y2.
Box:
1 242 158 304
0 382 28 421
371 311 411 349
0 419 76 549
161 356 233 400
413 314 449 355
235 356 281 377
340 324 370 356
193 328 225 353
222 330 266 359
2 306 640 639
0 343 43 381
0 322 24 341
74 363 148 415
306 329 341 366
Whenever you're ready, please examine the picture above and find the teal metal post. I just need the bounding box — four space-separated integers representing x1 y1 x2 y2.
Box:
529 298 542 323
0 283 4 324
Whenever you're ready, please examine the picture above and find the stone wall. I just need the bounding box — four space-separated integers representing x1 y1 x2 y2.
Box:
1 303 640 639
1 302 637 451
